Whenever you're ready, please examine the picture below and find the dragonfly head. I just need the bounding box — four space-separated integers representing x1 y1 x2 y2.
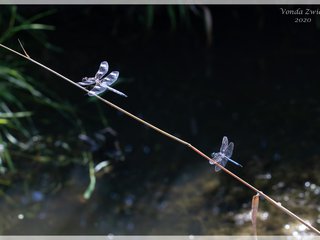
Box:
82 77 88 81
211 152 216 158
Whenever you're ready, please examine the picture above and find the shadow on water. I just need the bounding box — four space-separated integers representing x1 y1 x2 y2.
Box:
1 5 320 235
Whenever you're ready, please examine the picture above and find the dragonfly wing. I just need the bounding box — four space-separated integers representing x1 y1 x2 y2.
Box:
78 81 94 86
209 153 217 165
94 61 109 80
101 71 119 86
220 136 229 153
215 157 228 172
78 77 96 86
224 142 234 158
88 84 108 96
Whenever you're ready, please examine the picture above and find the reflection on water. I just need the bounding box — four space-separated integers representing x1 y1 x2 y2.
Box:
1 156 320 235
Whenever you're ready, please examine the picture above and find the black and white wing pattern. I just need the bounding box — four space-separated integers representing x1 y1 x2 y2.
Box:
78 61 109 86
79 61 127 97
94 61 109 80
88 71 120 96
78 77 96 86
88 82 127 97
88 70 127 97
87 84 108 96
101 71 119 86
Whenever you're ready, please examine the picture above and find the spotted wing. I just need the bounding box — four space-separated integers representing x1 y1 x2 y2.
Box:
94 61 109 80
78 77 96 86
220 136 229 153
101 71 119 86
88 84 108 96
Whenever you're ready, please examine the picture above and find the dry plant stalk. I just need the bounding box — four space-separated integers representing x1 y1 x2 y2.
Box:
251 193 260 236
1 42 319 235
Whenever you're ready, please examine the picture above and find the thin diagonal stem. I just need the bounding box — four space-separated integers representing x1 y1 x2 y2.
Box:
1 43 319 235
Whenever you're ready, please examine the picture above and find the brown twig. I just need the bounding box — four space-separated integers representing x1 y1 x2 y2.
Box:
251 193 260 236
1 42 319 235
18 39 30 58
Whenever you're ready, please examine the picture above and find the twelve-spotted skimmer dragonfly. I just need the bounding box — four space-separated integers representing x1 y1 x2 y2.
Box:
78 61 127 97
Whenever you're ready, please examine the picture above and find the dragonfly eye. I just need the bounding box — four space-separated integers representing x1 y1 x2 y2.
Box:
82 77 88 81
211 152 216 157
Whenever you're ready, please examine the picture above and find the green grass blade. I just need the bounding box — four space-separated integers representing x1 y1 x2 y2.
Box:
83 155 96 200
146 6 155 29
0 111 32 118
0 119 9 124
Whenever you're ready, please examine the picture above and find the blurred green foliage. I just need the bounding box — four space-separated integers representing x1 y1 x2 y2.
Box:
0 6 55 45
0 6 114 202
0 6 71 174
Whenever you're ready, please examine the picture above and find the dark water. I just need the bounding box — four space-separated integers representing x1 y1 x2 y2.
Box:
1 5 320 235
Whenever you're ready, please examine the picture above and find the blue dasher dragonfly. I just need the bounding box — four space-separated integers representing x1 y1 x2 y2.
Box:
78 61 127 97
210 136 243 172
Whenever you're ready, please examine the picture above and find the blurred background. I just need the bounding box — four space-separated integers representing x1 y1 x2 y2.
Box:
1 5 320 235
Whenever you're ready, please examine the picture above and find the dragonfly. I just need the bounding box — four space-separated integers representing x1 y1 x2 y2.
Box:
78 61 127 97
209 136 243 172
